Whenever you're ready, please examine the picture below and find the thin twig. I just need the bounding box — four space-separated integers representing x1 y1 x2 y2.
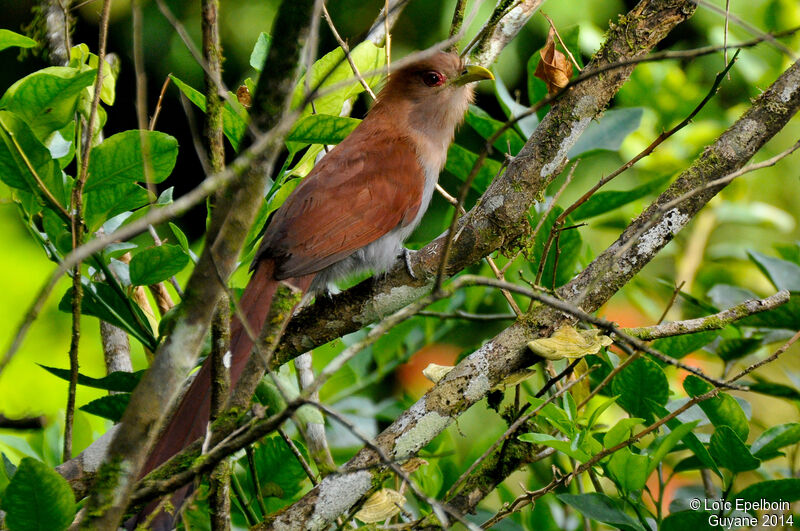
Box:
64 0 112 463
418 310 517 321
657 281 686 325
245 445 268 516
278 428 318 485
541 12 582 72
321 4 377 100
728 329 800 383
149 76 172 131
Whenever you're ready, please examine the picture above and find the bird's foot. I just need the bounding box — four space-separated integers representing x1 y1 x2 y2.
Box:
403 248 417 279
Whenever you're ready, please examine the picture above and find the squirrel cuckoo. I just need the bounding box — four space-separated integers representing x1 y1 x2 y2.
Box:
133 52 492 527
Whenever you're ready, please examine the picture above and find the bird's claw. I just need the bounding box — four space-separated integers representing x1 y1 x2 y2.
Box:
403 248 417 279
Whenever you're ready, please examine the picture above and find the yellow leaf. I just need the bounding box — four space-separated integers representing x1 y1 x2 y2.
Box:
528 325 612 360
354 488 406 523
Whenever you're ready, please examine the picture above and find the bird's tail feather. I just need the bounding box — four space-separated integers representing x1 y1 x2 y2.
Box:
128 259 309 529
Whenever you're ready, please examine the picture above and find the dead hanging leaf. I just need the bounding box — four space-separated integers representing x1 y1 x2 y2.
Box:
528 325 612 360
534 28 573 96
354 488 406 523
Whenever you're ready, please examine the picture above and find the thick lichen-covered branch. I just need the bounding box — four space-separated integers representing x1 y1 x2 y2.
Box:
271 24 800 531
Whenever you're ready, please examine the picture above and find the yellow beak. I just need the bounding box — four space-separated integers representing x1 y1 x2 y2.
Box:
453 65 494 86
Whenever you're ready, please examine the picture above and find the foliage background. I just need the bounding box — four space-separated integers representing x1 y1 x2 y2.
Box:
1 0 799 527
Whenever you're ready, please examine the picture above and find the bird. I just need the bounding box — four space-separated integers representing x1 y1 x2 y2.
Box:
132 51 493 527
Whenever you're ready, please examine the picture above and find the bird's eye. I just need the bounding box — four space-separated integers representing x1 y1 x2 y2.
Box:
421 71 445 87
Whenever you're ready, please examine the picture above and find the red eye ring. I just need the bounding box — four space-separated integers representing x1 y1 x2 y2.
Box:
421 71 445 87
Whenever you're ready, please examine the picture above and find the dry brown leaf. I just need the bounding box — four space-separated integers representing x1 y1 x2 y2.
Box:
534 28 573 95
236 84 251 108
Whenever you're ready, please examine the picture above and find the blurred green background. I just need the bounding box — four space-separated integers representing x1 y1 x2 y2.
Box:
1 0 799 519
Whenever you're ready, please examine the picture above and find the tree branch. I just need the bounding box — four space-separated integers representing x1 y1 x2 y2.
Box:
623 290 790 340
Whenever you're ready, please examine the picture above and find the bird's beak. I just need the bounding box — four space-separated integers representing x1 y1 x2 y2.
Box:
453 65 494 86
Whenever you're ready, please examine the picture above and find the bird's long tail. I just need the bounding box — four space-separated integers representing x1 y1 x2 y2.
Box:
128 259 311 529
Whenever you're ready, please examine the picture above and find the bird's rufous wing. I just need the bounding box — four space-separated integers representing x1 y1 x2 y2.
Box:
257 128 425 279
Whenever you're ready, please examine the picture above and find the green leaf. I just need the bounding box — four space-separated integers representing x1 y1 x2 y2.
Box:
495 70 538 137
684 375 748 441
84 182 151 232
748 250 800 292
712 337 762 362
715 201 795 232
571 175 671 221
0 453 14 498
245 436 309 505
604 418 644 448
586 395 618 429
743 374 800 400
129 244 190 286
290 41 384 117
527 396 574 436
734 479 800 504
465 105 525 155
775 242 800 265
0 30 36 52
525 206 583 287
559 25 584 69
611 358 668 422
58 282 157 351
518 433 590 462
662 511 717 531
79 394 130 422
169 222 193 259
568 108 643 158
86 130 178 192
708 426 760 472
651 330 719 359
650 401 721 478
750 423 800 459
250 32 272 70
645 420 699 475
169 75 248 150
1 457 76 531
0 111 67 210
445 144 503 193
38 365 143 393
607 448 649 492
285 114 359 152
0 67 96 140
557 493 645 531
68 44 117 106
526 52 549 121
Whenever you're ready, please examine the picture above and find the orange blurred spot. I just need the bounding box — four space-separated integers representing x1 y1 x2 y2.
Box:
396 343 461 397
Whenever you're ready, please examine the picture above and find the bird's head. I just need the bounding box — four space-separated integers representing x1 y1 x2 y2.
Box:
373 52 494 145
